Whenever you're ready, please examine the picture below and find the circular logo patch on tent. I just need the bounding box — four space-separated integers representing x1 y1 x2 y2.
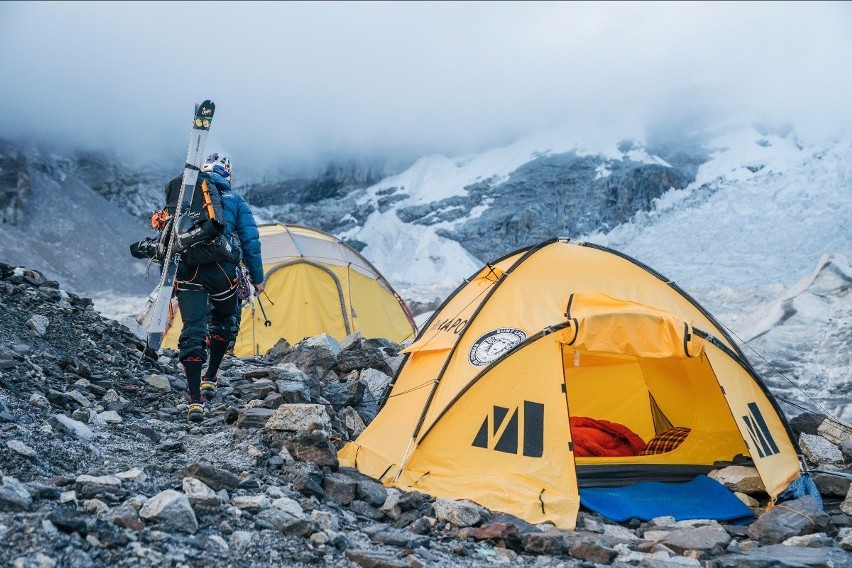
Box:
468 328 527 366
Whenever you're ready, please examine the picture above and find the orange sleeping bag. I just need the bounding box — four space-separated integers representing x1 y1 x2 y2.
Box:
570 417 646 457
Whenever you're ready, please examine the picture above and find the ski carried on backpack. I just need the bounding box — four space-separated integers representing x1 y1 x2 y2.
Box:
145 99 215 352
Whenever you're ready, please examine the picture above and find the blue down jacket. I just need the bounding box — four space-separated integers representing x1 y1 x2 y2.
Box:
164 172 264 285
203 172 264 284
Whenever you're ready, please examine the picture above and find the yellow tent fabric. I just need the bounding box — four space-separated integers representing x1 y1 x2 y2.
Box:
339 239 801 529
141 223 417 356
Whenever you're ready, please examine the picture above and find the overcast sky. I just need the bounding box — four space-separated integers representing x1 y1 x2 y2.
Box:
1 2 850 173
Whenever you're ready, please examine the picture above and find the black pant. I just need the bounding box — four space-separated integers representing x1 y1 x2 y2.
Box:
175 262 238 362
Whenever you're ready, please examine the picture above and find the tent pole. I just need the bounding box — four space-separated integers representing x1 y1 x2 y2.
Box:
392 438 416 482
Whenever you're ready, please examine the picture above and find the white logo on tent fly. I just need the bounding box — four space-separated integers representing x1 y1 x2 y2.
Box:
468 328 527 366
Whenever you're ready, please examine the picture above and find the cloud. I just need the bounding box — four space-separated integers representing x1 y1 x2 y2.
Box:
1 2 850 173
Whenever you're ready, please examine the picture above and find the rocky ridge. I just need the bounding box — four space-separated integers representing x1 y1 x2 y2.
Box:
253 146 701 261
1 262 852 568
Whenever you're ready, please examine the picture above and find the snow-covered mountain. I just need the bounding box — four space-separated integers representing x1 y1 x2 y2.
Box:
1 122 849 421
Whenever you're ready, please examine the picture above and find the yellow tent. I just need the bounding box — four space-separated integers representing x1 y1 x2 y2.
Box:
142 223 417 356
338 239 801 529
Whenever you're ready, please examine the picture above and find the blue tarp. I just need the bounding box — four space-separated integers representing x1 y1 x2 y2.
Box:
578 475 755 524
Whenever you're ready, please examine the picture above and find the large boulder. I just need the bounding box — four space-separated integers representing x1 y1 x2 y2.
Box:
266 404 332 433
139 489 198 534
747 496 831 544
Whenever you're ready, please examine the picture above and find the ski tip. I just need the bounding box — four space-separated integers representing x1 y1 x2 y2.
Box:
193 100 215 130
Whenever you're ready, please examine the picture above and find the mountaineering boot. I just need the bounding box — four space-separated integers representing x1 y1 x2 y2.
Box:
200 377 217 400
187 399 205 423
182 355 205 420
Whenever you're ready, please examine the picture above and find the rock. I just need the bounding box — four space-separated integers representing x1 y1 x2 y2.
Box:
271 496 304 518
6 439 36 458
734 492 760 507
842 484 852 516
711 543 852 567
74 474 124 501
28 393 49 408
433 498 485 528
841 443 852 463
367 527 417 548
659 525 731 553
206 534 229 551
799 433 844 465
458 521 521 546
279 334 340 372
25 481 60 500
818 418 852 445
81 498 109 515
291 470 327 499
115 468 147 483
311 510 339 531
339 332 365 351
98 410 122 424
266 403 332 432
71 408 92 423
254 507 291 529
838 527 852 550
285 430 339 468
138 489 198 534
359 368 392 402
144 374 171 392
520 530 565 555
231 494 271 512
708 466 765 494
182 477 222 512
269 363 313 402
340 406 367 437
603 524 641 541
350 499 386 521
49 414 95 440
236 407 274 429
102 389 120 403
0 475 32 511
275 380 312 404
104 502 144 532
184 462 242 491
356 477 388 508
344 549 409 568
64 389 92 408
256 508 312 536
129 424 161 443
566 538 618 564
229 530 254 550
27 314 49 336
336 347 391 375
380 489 402 519
13 552 57 568
782 532 834 547
747 496 831 544
48 506 88 534
814 471 851 497
408 517 433 535
323 472 358 505
386 354 405 376
324 377 366 409
396 491 426 512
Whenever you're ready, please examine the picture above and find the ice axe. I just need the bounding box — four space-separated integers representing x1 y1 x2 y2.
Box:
236 265 271 327
255 290 272 327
